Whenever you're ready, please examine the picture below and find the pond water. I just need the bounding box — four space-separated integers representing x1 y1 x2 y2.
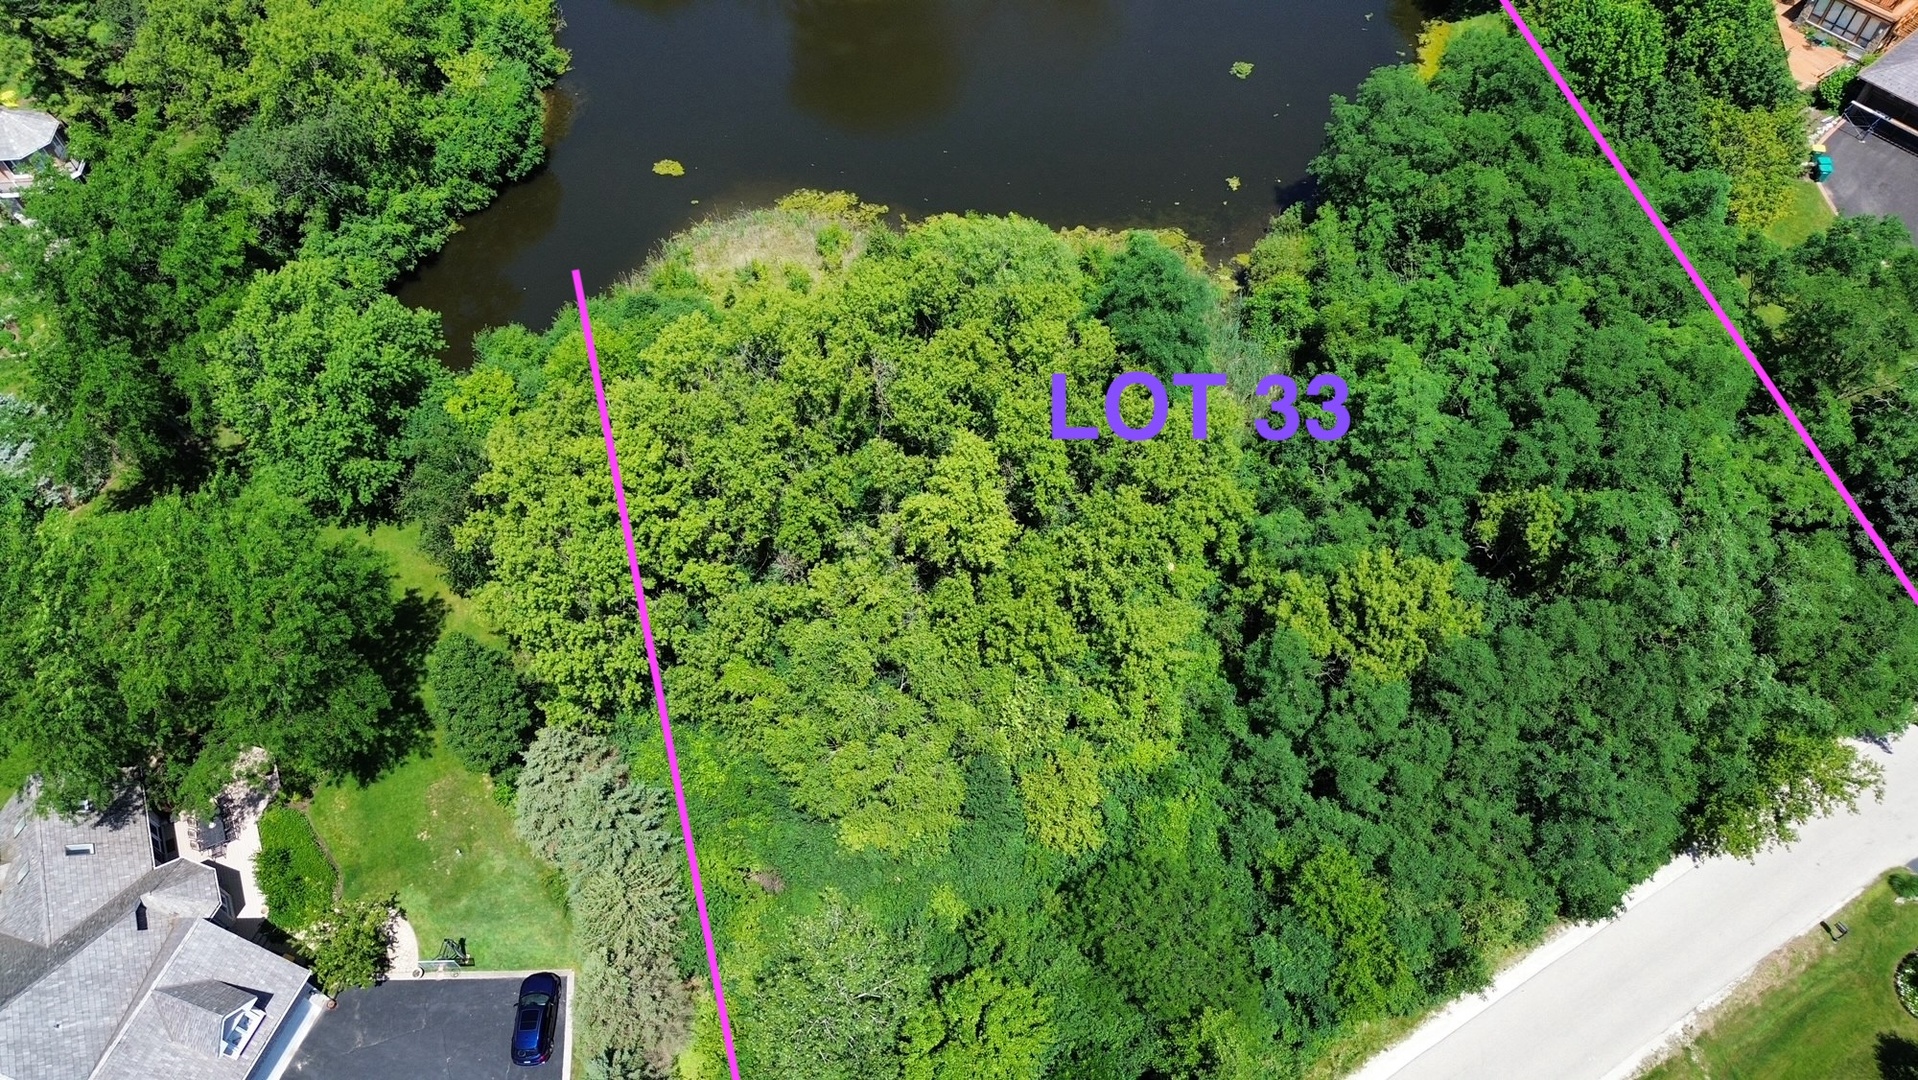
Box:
397 0 1422 366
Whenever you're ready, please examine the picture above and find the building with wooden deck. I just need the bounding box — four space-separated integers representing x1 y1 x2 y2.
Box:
1796 0 1918 56
0 106 85 219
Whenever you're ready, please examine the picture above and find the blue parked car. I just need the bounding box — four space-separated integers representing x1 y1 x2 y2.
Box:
511 972 562 1066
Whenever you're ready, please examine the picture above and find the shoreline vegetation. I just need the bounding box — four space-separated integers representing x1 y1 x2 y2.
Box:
3 3 1918 1079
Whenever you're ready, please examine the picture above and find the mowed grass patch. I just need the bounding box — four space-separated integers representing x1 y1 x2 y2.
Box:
1764 180 1838 248
328 521 497 645
307 732 572 972
1642 874 1918 1080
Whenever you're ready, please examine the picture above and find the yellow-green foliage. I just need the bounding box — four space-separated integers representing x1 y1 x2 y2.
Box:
1416 22 1454 81
469 209 1243 859
637 191 888 292
1475 486 1570 565
1017 738 1106 857
902 969 1057 1080
443 364 518 428
775 188 891 227
653 158 686 176
1277 549 1484 682
899 432 1018 572
1230 61 1254 79
1057 225 1210 274
1417 15 1504 81
1704 101 1807 228
1245 206 1312 286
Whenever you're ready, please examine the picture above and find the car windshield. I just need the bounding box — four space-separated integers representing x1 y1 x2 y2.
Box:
520 992 551 1006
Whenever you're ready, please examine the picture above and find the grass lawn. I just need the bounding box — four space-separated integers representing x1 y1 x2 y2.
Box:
307 523 564 969
1642 873 1918 1080
328 521 499 645
1764 181 1838 248
307 729 573 972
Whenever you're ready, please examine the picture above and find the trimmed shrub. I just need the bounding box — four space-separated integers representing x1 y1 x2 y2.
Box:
1897 951 1918 1017
427 632 536 782
256 806 337 930
1815 63 1860 110
306 896 396 994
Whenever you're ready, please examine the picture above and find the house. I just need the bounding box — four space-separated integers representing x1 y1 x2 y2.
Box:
1796 0 1918 56
1854 34 1918 132
0 106 85 218
0 783 322 1080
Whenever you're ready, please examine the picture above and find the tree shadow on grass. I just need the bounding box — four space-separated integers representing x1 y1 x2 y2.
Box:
348 587 446 784
1877 1032 1918 1079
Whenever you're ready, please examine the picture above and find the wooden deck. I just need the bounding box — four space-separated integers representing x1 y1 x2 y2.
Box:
1777 0 1857 88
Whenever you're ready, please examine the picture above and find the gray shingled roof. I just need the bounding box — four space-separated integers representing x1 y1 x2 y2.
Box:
1861 36 1918 106
0 857 215 1080
0 789 313 1080
0 784 161 946
154 980 261 1047
93 920 311 1080
0 107 60 162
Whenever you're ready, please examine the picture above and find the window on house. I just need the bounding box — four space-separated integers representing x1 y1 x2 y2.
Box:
1806 0 1891 43
64 843 94 856
220 1004 265 1059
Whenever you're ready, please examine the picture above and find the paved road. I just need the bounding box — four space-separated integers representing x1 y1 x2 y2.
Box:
1354 736 1918 1080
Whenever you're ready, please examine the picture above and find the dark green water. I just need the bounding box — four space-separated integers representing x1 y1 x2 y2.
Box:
397 0 1422 366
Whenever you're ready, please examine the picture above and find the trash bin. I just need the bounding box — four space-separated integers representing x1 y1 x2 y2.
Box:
1811 150 1834 181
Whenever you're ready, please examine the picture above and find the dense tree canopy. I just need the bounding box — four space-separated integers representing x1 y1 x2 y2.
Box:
445 24 1918 1078
1 482 413 811
6 3 1916 1077
1534 0 1805 225
208 257 443 516
0 0 564 492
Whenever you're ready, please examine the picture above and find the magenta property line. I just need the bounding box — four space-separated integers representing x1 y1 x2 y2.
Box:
1500 0 1918 610
572 270 743 1079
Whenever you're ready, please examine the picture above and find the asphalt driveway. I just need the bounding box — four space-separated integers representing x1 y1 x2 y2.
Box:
1823 118 1918 239
285 974 568 1080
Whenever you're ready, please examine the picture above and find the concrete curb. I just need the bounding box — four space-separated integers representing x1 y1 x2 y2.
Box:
1352 737 1911 1080
1349 859 1697 1080
1602 741 1898 1080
